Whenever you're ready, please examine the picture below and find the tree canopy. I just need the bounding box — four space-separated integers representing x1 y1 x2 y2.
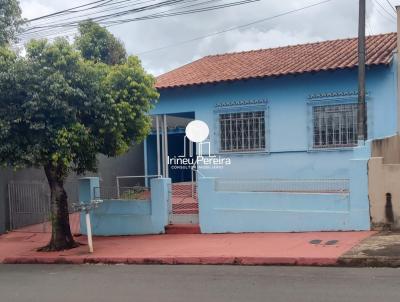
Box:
0 17 158 250
75 20 127 65
0 34 158 250
1 37 157 176
0 0 24 46
0 38 156 172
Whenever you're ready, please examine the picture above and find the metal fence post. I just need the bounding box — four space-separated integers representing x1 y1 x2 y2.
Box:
7 183 12 231
116 177 120 199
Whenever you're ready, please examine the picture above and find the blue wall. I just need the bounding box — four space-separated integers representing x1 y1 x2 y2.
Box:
150 64 396 232
79 177 170 236
151 65 397 180
197 142 371 233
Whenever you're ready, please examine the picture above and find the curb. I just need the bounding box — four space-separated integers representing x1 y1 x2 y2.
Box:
338 256 400 268
2 256 339 266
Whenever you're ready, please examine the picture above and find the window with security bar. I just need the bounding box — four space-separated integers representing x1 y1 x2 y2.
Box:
219 111 266 152
313 103 358 149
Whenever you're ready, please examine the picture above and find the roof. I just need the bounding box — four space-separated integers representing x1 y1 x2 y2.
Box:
155 33 397 89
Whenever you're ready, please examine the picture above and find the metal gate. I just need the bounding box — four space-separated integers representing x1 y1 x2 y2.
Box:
8 181 50 231
8 181 80 233
170 181 199 224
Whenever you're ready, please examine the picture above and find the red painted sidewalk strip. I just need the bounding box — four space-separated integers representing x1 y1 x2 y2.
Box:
0 231 374 265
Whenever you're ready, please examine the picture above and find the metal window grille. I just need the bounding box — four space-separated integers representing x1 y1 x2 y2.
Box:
313 103 358 149
220 111 265 152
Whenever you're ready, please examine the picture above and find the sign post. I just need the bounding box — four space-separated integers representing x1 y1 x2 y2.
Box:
73 200 103 253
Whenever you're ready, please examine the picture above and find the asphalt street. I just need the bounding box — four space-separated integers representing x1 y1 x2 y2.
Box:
0 265 400 302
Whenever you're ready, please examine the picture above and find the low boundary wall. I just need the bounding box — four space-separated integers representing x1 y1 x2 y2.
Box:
79 177 170 236
198 144 371 233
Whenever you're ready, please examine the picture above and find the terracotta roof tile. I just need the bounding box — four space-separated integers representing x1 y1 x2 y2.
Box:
156 33 397 89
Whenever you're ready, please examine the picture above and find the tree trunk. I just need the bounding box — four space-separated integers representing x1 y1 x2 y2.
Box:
39 163 78 251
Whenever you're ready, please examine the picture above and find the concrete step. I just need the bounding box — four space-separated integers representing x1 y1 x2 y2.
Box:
172 209 199 215
172 202 198 209
165 224 201 234
169 214 199 225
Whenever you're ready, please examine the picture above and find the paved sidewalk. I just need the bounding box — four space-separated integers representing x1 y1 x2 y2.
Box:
0 230 373 265
339 231 400 267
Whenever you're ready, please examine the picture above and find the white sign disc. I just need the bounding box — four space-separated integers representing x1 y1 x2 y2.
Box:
185 120 209 143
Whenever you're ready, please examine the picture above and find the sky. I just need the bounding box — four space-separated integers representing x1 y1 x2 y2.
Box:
19 0 400 75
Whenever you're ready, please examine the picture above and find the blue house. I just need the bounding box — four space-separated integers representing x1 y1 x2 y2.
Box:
146 33 398 233
81 33 400 235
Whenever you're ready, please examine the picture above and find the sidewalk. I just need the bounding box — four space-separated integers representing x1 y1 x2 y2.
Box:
339 231 400 267
0 230 373 265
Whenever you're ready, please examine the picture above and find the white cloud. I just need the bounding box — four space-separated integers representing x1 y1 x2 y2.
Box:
226 28 323 53
20 0 83 19
19 0 400 75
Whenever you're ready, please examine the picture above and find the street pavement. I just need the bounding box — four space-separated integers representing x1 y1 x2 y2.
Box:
0 265 400 302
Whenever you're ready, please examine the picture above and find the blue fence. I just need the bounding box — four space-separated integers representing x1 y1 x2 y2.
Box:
79 177 170 236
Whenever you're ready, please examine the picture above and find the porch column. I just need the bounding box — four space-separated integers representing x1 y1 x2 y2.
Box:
144 137 148 187
160 115 165 177
156 115 161 176
163 114 169 178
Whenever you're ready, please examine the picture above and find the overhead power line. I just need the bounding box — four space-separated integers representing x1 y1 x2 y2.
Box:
24 0 192 31
27 0 112 22
104 0 261 25
28 0 158 27
373 0 396 20
23 0 255 31
19 0 160 39
136 0 336 55
18 0 261 43
17 0 178 42
384 0 396 14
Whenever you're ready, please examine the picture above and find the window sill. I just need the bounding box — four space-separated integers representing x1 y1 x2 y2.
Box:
308 146 356 152
216 150 269 156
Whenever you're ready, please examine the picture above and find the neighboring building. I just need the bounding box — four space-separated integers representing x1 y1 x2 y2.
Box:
146 33 399 232
0 146 144 233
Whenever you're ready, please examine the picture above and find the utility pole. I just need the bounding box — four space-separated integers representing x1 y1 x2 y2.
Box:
357 0 367 142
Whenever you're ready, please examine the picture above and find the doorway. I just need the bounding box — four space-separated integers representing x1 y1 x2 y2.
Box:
145 112 198 224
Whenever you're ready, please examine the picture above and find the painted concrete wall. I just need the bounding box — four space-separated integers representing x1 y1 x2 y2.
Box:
151 65 395 232
152 66 397 181
0 144 144 233
0 145 144 187
369 157 400 229
372 134 400 164
79 177 170 236
369 134 400 229
197 143 371 233
95 145 145 186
